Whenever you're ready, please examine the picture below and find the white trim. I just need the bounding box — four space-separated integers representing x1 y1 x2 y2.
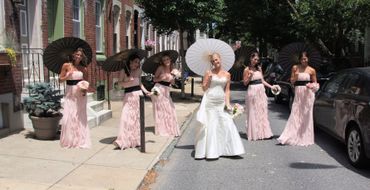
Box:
72 0 81 37
125 8 132 49
113 0 121 8
0 0 5 45
95 0 103 52
133 4 143 14
113 5 121 52
20 10 28 37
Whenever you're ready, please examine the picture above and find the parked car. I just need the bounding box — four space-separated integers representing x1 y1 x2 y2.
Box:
263 62 284 96
314 67 370 167
274 68 334 110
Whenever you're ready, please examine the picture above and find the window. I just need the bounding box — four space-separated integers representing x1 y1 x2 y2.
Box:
324 73 348 94
342 73 361 95
20 10 27 36
72 0 80 37
95 1 102 52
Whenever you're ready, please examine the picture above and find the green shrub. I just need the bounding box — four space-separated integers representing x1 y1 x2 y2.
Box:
23 83 63 117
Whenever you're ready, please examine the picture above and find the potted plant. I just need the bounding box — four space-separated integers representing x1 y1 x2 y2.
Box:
0 30 19 67
23 83 63 140
144 39 156 51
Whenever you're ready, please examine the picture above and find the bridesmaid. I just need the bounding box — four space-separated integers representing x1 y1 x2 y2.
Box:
113 54 150 149
59 48 91 148
243 52 276 141
151 53 180 137
278 51 318 146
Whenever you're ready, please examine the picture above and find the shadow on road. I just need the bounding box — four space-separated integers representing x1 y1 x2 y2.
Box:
267 99 290 120
289 162 338 169
145 126 155 133
170 91 202 104
99 136 116 144
174 145 194 149
314 127 370 178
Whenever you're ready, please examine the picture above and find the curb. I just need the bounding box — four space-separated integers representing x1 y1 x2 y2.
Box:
137 106 199 190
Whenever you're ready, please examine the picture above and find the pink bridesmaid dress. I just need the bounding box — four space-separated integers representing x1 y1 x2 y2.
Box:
114 77 143 149
245 70 273 141
151 74 180 137
278 73 315 146
60 71 91 148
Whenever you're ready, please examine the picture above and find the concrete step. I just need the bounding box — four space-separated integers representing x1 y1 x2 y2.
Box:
88 116 96 128
87 106 112 128
88 100 105 112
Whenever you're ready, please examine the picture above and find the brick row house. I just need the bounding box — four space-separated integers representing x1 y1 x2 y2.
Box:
0 0 180 137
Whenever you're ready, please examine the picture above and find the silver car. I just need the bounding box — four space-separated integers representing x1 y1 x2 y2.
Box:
314 67 370 168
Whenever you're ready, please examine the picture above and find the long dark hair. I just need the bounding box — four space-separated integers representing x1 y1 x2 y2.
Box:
72 47 87 66
298 51 309 65
160 52 174 70
123 53 141 76
249 51 260 70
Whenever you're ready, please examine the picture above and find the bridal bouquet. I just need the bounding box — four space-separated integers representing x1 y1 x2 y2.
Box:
171 69 181 78
151 86 161 96
227 103 244 119
306 82 320 92
77 80 89 96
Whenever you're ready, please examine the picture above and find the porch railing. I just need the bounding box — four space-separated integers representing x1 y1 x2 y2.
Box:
21 48 63 94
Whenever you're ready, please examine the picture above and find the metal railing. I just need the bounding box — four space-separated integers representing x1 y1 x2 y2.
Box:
21 48 63 94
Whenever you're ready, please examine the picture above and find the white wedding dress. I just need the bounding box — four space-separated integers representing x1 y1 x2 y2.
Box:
195 75 245 159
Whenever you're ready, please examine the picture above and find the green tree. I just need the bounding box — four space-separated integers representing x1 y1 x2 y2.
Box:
287 0 370 57
136 0 224 96
218 0 298 55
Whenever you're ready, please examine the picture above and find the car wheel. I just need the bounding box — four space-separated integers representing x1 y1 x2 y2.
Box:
346 127 366 168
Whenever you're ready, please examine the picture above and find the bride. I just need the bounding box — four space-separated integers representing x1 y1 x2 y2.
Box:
194 53 245 159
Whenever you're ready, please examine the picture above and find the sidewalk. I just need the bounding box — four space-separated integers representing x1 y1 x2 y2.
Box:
0 78 203 190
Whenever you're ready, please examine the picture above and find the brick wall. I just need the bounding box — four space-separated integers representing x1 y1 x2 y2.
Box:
64 0 73 37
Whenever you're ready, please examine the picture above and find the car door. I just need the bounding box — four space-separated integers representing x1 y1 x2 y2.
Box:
333 73 361 138
314 73 348 132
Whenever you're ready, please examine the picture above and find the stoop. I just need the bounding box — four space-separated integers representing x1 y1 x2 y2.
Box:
86 93 112 128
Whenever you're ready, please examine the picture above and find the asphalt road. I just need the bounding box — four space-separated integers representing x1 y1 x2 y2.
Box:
150 90 370 190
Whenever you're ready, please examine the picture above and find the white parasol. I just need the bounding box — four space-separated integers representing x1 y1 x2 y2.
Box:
185 39 235 76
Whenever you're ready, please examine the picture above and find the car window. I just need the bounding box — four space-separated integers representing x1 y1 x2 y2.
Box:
323 73 348 94
360 77 370 96
363 85 370 96
342 73 361 95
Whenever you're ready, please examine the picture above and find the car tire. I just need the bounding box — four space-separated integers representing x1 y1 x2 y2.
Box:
346 127 366 168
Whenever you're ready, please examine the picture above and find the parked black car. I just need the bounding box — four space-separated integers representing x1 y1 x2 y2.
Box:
313 67 370 167
274 68 334 110
263 62 284 96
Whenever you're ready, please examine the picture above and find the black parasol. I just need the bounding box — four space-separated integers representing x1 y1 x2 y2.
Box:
278 42 322 71
43 37 92 74
142 50 179 74
102 49 147 72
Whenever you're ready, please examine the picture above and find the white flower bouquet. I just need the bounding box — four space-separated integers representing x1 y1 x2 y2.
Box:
77 80 89 96
271 85 281 95
171 69 181 78
226 103 244 119
306 82 320 92
151 86 161 96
